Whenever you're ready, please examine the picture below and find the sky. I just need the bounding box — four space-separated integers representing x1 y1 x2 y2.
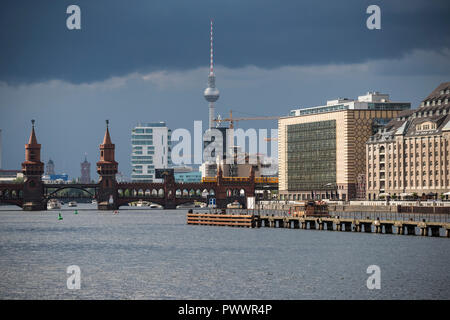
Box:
0 0 449 179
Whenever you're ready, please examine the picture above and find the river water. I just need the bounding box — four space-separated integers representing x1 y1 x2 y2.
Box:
0 204 449 299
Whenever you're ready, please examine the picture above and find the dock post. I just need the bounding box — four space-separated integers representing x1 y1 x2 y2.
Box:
355 221 361 232
396 223 404 235
269 219 275 228
300 220 307 229
284 218 290 228
418 222 427 236
318 219 324 230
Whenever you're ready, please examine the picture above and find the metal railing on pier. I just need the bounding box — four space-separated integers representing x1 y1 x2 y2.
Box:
204 208 450 223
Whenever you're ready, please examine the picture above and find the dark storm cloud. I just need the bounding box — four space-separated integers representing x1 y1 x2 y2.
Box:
1 0 449 84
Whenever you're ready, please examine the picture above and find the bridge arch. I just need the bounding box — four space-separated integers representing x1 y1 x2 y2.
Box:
45 185 96 200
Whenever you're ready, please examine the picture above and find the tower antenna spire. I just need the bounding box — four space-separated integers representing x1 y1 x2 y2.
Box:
210 19 214 75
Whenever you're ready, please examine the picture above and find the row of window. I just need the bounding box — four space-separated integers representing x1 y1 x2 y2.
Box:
368 179 449 189
370 160 450 169
369 141 448 152
368 151 449 161
421 96 449 107
132 128 153 134
369 169 450 178
131 174 154 179
131 134 153 140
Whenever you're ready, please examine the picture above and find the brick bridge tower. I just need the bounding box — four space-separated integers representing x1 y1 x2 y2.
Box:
21 120 45 210
97 120 118 210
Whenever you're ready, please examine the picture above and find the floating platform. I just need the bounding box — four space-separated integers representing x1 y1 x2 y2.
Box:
187 213 254 228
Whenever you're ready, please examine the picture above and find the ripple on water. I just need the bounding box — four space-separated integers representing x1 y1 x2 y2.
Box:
0 206 449 299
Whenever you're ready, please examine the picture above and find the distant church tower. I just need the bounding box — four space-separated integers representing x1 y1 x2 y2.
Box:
46 159 55 175
80 154 91 183
21 120 45 210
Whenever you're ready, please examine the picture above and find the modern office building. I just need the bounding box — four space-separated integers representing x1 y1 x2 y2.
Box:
131 122 172 182
80 155 91 183
174 166 202 183
278 91 411 201
366 82 450 200
45 159 55 175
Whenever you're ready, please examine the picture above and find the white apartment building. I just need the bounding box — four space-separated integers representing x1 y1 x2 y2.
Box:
131 122 172 182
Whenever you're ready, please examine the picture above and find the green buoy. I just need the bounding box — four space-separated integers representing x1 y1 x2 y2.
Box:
74 210 78 215
58 213 63 220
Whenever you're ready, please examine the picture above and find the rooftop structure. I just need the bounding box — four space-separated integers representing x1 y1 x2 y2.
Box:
289 92 410 117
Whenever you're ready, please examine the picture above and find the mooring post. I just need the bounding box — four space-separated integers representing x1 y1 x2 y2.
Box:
300 220 307 229
396 223 403 235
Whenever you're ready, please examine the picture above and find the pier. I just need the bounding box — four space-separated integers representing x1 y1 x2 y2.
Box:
187 210 450 237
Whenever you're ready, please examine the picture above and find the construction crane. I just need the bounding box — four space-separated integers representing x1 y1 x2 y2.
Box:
213 110 279 129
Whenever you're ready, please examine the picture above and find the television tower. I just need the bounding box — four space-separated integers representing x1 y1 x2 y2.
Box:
203 19 220 129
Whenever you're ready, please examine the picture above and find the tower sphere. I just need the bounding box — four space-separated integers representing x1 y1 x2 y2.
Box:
204 87 220 102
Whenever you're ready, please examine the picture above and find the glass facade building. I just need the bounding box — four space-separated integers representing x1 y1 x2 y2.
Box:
287 120 336 191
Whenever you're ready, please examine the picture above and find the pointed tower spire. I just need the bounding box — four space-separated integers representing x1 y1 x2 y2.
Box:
28 119 38 145
210 19 214 76
102 119 113 145
24 119 42 163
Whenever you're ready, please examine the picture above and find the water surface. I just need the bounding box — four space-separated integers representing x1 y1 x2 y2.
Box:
0 204 449 299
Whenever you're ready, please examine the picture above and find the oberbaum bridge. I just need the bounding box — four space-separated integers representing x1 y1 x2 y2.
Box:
0 120 277 211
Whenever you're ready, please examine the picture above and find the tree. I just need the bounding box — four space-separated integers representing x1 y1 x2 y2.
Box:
13 176 24 183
